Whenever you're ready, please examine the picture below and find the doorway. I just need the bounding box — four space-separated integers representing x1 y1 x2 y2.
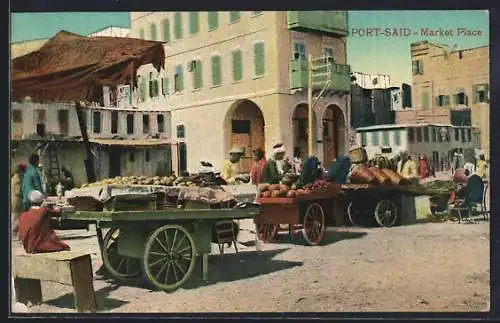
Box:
109 148 122 178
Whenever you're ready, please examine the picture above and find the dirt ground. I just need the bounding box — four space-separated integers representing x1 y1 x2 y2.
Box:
11 218 490 314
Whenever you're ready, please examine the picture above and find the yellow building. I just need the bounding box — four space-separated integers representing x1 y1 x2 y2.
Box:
130 11 351 173
410 41 489 158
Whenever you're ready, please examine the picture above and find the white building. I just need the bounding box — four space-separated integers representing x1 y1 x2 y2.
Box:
356 123 480 169
11 100 173 185
88 26 131 38
351 72 391 90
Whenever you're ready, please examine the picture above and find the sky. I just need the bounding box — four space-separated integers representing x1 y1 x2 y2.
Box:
11 11 489 86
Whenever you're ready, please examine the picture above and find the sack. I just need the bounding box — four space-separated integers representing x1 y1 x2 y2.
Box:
350 164 376 184
368 167 391 185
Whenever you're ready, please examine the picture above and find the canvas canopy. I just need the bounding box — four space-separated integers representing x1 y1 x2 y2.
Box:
12 30 165 103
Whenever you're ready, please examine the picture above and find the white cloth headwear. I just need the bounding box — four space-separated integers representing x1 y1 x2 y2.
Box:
29 190 45 204
272 143 286 156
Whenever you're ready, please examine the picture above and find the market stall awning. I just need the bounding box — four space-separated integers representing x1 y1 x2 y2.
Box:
90 138 173 148
12 30 165 103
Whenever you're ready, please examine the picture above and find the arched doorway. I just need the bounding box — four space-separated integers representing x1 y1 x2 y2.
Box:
323 105 346 167
292 103 317 160
224 99 265 173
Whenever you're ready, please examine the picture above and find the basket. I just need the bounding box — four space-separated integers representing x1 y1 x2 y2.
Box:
349 147 368 164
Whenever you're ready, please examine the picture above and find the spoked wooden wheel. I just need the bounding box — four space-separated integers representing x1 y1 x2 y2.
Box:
142 224 197 292
347 201 376 227
374 200 399 227
302 202 326 246
102 228 142 282
257 224 278 243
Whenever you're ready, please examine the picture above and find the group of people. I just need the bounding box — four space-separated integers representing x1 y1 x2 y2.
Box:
11 153 74 237
220 143 353 188
220 144 291 186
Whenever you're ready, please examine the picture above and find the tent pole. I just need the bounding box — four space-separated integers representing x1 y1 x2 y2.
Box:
75 100 97 183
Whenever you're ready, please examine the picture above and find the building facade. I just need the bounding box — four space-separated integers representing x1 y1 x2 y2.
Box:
408 40 489 158
130 11 351 172
11 101 173 186
357 123 480 170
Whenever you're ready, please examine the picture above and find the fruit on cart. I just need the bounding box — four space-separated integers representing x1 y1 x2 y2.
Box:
258 183 271 192
271 190 281 198
260 191 272 198
296 188 306 196
286 190 297 198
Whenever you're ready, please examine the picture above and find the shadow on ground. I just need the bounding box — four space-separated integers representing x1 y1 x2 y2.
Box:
183 248 302 289
45 284 129 312
268 229 367 246
94 248 302 292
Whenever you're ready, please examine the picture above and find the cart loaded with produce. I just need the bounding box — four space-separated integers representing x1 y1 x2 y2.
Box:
49 173 260 292
255 177 341 246
342 150 424 228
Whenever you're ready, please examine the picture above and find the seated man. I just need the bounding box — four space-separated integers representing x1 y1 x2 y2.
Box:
449 169 484 217
18 190 70 254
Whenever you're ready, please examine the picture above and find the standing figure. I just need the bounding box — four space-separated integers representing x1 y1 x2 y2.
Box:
221 147 245 185
249 148 267 186
22 154 45 211
61 166 75 190
419 154 429 179
11 163 27 236
476 154 488 180
262 143 286 184
327 154 352 184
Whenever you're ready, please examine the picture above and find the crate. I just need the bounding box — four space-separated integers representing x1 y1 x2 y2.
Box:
66 197 103 211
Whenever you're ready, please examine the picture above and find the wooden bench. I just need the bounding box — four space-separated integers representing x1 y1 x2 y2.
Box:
14 251 97 313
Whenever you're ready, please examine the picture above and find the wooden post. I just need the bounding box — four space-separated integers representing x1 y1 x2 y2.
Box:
14 278 42 305
74 101 97 183
70 256 97 313
202 254 208 281
308 54 314 156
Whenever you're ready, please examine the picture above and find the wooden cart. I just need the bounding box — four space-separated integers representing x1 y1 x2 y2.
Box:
254 185 342 246
341 184 415 228
56 206 259 292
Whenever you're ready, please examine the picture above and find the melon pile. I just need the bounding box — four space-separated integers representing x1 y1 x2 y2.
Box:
258 179 331 198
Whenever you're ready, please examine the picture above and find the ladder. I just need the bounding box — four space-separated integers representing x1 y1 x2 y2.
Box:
46 142 61 181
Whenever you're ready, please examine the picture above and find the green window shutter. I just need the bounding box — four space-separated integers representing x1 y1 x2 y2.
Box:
175 66 184 92
139 78 146 102
419 60 424 74
254 42 265 76
485 84 490 102
129 85 133 105
189 12 199 34
163 19 170 43
361 133 367 146
174 12 183 39
230 11 241 23
382 131 389 146
194 60 203 89
211 56 221 86
163 77 169 95
422 92 429 110
372 132 379 146
472 85 477 104
139 29 145 39
232 50 243 81
151 23 157 40
445 95 451 106
394 130 401 146
208 12 219 30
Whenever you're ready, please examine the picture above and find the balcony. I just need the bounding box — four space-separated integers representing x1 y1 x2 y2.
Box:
287 11 348 37
290 59 351 93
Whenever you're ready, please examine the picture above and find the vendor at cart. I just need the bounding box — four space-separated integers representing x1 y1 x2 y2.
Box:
397 150 418 182
262 143 287 184
221 147 247 185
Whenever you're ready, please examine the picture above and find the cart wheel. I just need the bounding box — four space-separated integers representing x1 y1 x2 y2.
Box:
302 202 326 246
374 200 399 227
142 224 197 292
102 228 142 282
257 224 278 243
347 201 376 227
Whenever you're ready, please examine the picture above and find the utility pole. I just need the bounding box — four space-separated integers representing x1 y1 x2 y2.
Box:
307 54 314 156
